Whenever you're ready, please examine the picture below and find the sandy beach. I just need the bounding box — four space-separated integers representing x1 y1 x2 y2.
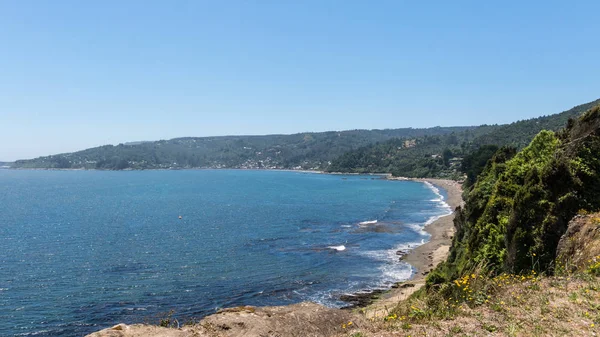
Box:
363 178 463 318
401 178 463 279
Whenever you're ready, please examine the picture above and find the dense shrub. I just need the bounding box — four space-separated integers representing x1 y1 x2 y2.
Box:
429 105 600 286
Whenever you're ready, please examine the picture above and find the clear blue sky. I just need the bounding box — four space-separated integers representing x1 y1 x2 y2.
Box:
1 1 599 161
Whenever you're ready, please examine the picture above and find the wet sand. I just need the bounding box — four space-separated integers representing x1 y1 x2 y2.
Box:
364 178 463 318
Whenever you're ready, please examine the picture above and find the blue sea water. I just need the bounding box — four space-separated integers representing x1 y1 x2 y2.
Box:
0 170 450 336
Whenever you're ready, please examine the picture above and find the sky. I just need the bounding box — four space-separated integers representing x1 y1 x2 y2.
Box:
1 1 600 161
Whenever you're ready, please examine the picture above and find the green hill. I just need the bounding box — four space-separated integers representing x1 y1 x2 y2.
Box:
12 99 599 174
326 99 600 178
326 125 499 178
470 98 600 148
11 126 473 170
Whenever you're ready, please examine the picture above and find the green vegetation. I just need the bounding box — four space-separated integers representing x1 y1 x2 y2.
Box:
460 144 499 188
326 125 499 178
12 127 473 170
327 98 600 178
472 98 600 149
428 105 600 286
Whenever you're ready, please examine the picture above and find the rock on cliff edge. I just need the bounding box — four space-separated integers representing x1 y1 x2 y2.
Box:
556 213 600 271
86 302 358 337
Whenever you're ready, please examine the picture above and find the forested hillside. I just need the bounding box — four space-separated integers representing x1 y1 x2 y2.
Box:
326 126 499 178
12 99 600 174
428 104 600 285
470 98 600 148
327 99 600 178
11 127 472 170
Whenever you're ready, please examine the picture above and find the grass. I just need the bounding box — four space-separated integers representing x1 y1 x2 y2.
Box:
338 261 600 337
158 310 178 328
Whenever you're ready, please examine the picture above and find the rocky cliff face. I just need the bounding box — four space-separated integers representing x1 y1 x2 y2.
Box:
556 213 600 272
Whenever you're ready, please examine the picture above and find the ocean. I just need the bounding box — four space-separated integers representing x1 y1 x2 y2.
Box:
0 169 451 336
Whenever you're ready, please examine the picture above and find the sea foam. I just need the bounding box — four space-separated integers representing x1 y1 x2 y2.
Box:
423 181 453 215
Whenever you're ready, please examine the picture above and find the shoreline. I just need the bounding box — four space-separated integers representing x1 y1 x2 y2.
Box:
391 177 463 281
360 177 463 318
9 167 459 294
86 176 464 336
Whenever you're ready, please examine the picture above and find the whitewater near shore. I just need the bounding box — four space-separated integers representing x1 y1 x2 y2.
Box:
363 178 463 318
388 177 463 280
86 178 463 337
